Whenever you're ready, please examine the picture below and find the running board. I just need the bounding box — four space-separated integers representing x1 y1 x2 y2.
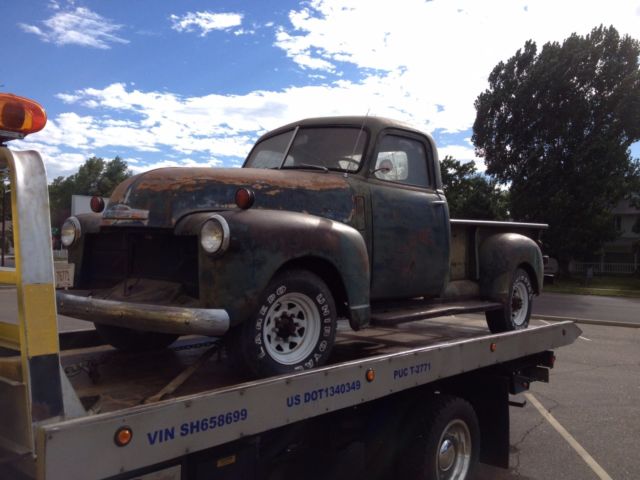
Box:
371 300 503 325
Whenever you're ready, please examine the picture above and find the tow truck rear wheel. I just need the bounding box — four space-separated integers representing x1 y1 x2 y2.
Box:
228 269 337 378
400 395 480 480
94 323 179 352
485 268 533 333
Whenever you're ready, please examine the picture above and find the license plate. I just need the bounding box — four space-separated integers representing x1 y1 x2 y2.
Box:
54 262 75 288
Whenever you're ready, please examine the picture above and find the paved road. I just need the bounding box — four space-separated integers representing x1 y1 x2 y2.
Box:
476 321 640 480
534 292 640 325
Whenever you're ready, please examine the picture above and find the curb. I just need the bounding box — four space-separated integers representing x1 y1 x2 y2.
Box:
533 314 640 329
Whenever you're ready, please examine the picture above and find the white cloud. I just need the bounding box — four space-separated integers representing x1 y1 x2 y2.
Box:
128 158 225 175
438 144 485 172
17 0 640 176
10 138 94 179
22 79 452 176
274 0 640 136
20 7 128 49
170 11 243 36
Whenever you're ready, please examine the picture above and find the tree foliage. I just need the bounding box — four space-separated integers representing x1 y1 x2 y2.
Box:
49 156 131 228
473 25 640 264
439 155 509 220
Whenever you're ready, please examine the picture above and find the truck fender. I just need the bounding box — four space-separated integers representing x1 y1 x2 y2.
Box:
175 209 371 330
478 233 543 303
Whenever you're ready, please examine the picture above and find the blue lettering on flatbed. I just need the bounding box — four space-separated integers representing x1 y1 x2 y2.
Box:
145 408 248 446
393 362 431 380
287 380 361 408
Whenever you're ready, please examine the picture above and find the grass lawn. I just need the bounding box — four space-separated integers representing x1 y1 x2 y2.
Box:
545 275 640 298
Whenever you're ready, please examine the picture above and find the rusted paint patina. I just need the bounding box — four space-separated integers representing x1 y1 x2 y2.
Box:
104 168 354 228
174 209 370 330
479 232 544 303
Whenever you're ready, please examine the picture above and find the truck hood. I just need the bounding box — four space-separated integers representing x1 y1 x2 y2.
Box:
103 167 355 228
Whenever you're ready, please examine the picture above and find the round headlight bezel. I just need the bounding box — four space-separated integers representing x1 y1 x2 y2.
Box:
200 215 230 254
61 217 81 248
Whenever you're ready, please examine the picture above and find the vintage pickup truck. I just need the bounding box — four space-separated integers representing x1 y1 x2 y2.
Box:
57 116 546 377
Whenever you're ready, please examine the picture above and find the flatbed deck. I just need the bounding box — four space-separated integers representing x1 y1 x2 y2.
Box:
20 316 579 480
57 315 524 413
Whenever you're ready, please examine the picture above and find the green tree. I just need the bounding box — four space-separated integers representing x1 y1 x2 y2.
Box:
473 25 640 268
440 155 509 220
49 156 131 228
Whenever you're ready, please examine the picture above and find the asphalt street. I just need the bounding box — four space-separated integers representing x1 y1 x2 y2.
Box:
534 292 640 326
0 286 90 331
475 321 640 480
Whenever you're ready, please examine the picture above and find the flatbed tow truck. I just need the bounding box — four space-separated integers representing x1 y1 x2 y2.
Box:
0 96 581 480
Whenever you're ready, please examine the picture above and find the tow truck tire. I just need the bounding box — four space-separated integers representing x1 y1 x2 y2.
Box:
94 323 179 352
400 395 480 480
230 269 337 378
486 268 533 333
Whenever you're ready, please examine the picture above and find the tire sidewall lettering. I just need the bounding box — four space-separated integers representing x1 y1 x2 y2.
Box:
250 274 336 373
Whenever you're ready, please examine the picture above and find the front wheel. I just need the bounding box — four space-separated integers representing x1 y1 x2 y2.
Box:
228 269 337 378
486 268 534 332
399 395 480 480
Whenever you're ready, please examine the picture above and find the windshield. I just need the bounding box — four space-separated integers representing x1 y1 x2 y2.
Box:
245 127 368 172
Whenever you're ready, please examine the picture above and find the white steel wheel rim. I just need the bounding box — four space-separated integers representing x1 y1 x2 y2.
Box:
436 419 472 480
511 281 529 327
262 292 321 365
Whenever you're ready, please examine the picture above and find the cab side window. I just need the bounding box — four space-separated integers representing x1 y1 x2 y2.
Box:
373 135 431 188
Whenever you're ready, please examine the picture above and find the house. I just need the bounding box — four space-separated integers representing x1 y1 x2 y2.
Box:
570 199 639 274
608 199 639 266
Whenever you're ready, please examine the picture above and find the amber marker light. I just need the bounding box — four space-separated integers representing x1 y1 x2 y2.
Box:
365 368 376 382
0 93 47 136
235 188 255 210
114 426 133 447
90 196 105 213
490 343 497 352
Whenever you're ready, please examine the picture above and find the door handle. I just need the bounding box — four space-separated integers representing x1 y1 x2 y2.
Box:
432 200 446 205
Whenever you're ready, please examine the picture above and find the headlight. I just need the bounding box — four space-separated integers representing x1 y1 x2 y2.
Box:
61 217 81 248
200 215 230 254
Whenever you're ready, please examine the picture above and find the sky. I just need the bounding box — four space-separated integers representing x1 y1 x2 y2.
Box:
3 0 640 180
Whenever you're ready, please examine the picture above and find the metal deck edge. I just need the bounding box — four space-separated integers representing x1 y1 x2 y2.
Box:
39 322 581 480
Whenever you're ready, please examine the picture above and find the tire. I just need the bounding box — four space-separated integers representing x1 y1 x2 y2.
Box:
229 269 337 378
94 323 179 352
399 395 480 480
486 268 533 333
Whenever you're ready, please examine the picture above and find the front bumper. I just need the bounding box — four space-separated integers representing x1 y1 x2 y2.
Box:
56 291 230 336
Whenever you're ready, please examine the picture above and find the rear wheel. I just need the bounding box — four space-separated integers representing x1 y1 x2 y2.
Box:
228 269 337 378
486 268 533 333
94 323 179 352
399 395 480 480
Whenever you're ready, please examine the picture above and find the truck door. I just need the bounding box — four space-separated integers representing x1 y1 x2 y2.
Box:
369 132 450 300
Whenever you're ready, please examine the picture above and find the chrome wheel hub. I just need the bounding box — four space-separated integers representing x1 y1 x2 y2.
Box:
436 419 472 480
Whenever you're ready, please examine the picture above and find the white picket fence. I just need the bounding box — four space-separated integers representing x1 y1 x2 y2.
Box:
570 262 637 275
